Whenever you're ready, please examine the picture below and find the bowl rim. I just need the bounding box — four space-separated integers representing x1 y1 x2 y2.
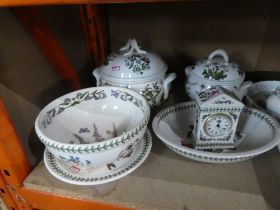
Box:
152 101 280 159
35 86 150 154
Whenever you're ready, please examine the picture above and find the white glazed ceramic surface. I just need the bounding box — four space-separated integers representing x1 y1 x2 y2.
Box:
185 49 252 100
193 86 244 150
98 39 167 80
44 129 152 185
246 81 280 113
266 86 280 120
98 73 176 107
35 86 150 171
93 39 176 107
152 102 280 163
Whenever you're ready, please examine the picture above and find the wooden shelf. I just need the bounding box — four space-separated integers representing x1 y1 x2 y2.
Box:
1 0 280 209
22 89 280 209
24 132 280 210
0 0 192 7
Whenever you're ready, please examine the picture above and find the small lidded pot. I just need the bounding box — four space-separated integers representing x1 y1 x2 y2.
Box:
93 39 176 107
185 49 252 100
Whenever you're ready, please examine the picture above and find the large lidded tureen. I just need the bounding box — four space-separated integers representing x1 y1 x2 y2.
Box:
185 49 252 100
93 39 176 107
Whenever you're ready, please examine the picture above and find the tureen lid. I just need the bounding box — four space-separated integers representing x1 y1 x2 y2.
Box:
98 39 167 81
189 49 244 82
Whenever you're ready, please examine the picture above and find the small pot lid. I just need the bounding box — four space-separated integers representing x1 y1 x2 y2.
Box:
99 39 167 80
190 49 244 82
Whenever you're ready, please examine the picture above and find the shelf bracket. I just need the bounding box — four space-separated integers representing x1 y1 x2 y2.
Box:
14 7 82 90
80 4 109 67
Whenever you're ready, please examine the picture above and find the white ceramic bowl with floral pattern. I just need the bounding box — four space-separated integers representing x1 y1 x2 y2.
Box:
185 49 252 100
93 39 176 107
152 102 280 163
35 86 150 174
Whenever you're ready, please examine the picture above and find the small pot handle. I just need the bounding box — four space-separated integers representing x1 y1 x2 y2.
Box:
163 73 177 100
236 81 253 100
123 39 147 57
206 49 229 66
92 68 101 86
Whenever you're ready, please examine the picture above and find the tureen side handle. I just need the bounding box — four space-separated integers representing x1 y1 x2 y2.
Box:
236 81 253 100
206 49 229 66
163 73 177 99
92 68 101 86
123 39 147 57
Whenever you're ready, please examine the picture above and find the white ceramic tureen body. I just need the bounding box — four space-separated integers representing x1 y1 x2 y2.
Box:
93 39 176 107
185 49 252 100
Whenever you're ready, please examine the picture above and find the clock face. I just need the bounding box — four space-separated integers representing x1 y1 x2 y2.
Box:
204 113 232 137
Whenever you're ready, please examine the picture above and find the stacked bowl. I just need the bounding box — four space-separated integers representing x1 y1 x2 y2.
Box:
35 86 151 185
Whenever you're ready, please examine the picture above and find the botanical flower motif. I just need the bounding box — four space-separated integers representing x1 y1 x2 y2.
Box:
92 123 105 142
202 64 227 80
106 138 141 171
118 144 134 159
111 90 144 110
111 90 120 98
79 128 90 133
125 55 151 75
107 163 116 170
142 82 161 107
59 155 92 168
104 53 119 65
73 134 89 144
73 123 119 144
42 90 106 128
69 156 80 164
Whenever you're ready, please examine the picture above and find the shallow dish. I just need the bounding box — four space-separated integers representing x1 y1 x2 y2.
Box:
44 129 152 185
152 102 280 163
35 86 150 172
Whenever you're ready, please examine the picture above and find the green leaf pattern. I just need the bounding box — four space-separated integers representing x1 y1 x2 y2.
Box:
42 90 106 128
125 55 151 75
142 82 161 107
202 64 227 80
37 115 149 154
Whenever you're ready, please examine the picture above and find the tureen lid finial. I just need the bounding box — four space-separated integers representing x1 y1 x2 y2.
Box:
123 39 147 57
